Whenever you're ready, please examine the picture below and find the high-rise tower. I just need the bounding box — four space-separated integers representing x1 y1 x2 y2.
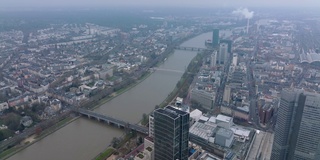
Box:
218 43 228 65
153 106 189 160
220 39 233 53
212 29 220 48
210 51 217 68
271 88 320 160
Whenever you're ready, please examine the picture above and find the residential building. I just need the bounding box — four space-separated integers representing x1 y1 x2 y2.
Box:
0 102 9 112
153 106 189 160
149 114 154 138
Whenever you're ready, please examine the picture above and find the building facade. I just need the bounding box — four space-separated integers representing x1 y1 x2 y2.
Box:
210 51 217 68
212 29 220 48
218 43 228 65
232 53 238 66
271 88 320 160
191 89 215 110
149 114 154 138
153 106 189 160
220 39 233 53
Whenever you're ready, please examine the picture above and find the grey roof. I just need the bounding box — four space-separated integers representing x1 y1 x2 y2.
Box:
216 128 233 139
155 105 188 119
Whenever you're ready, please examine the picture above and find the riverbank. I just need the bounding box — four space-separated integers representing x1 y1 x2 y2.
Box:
1 55 165 160
4 31 206 160
0 116 78 159
104 51 205 160
105 39 208 160
0 37 172 159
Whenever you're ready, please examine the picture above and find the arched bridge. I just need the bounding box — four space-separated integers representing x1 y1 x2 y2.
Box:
175 46 207 51
75 108 148 134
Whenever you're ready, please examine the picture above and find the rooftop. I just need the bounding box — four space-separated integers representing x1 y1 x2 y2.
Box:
216 114 232 123
190 109 203 121
230 126 251 138
155 105 188 119
216 128 233 139
189 121 217 140
198 152 222 160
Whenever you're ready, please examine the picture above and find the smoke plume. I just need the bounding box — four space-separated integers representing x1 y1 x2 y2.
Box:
232 8 254 19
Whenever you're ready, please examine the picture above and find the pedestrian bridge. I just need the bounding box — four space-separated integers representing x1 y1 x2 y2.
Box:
75 108 148 134
175 46 207 51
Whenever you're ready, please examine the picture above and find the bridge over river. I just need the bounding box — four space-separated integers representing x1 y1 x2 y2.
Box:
175 46 208 51
75 108 149 134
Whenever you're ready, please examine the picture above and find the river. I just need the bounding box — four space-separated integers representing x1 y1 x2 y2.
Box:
8 32 212 160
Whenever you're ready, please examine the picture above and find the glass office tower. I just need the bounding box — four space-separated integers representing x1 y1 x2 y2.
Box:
271 88 320 160
153 106 189 160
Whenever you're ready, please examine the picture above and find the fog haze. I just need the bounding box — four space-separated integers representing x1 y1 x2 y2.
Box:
1 0 319 9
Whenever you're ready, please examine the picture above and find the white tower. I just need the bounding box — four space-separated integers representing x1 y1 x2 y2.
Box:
210 51 217 68
246 18 250 34
232 53 238 66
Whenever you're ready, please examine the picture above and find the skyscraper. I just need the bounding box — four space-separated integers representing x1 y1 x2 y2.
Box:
153 106 189 160
218 43 228 65
212 29 220 48
271 88 320 160
220 39 233 53
232 53 238 66
210 51 217 68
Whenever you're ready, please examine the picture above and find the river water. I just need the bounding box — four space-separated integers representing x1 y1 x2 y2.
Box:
8 32 212 160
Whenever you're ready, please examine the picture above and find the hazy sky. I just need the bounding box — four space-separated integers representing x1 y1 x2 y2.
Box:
1 0 319 9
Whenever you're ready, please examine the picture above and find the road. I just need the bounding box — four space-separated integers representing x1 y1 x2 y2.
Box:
246 34 266 130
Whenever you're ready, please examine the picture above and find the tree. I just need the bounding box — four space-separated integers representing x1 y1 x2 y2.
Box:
142 113 148 125
4 113 21 131
176 81 181 88
111 137 120 148
137 136 143 145
31 102 46 113
35 127 42 135
0 131 5 141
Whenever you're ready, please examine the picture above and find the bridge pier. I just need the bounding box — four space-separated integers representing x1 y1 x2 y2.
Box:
76 109 148 134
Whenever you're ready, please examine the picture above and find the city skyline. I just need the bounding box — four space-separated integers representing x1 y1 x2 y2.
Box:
1 1 320 159
1 0 320 9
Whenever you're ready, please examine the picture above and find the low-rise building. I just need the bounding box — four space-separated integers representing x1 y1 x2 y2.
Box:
191 89 215 110
0 102 9 112
259 102 274 125
189 114 254 159
20 116 33 127
215 128 234 148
